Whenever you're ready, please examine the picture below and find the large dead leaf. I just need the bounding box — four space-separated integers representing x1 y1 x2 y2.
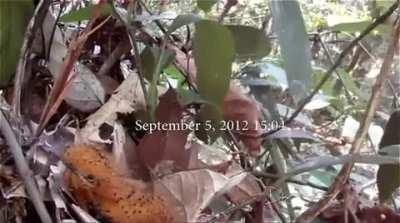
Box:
225 163 262 204
65 63 105 112
79 64 145 143
137 89 192 172
187 141 262 205
156 169 248 222
38 10 68 78
155 88 185 123
138 130 191 171
39 9 105 114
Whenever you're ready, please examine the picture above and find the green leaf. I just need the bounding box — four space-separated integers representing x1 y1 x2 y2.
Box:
337 69 369 101
194 20 234 106
60 4 112 22
0 0 33 87
226 25 271 60
269 0 312 103
168 14 202 34
140 47 176 82
376 0 396 9
177 87 207 105
197 0 218 12
163 65 185 83
312 69 337 96
142 46 175 121
330 21 391 34
377 144 400 202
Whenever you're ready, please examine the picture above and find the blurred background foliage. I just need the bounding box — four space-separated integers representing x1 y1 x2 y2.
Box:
0 0 33 87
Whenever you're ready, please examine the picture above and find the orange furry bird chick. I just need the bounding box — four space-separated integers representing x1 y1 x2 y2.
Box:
63 144 184 223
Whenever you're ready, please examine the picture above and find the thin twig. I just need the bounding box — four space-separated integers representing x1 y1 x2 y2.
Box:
267 196 288 223
0 109 52 223
138 0 173 41
296 13 400 223
218 0 238 23
345 46 362 72
96 38 130 77
35 14 110 137
386 79 400 107
208 193 265 222
317 35 353 101
253 171 328 191
110 2 149 102
45 1 65 61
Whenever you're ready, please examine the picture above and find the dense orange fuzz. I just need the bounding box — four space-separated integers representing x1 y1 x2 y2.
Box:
63 145 178 223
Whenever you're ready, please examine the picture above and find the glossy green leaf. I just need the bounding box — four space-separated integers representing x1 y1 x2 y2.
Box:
197 0 217 12
226 25 271 60
330 20 390 33
60 3 112 22
0 0 33 87
168 14 202 34
269 0 312 103
163 65 185 83
140 47 176 82
194 20 234 106
377 144 400 202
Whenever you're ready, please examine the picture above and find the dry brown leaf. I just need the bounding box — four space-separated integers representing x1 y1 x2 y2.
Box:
156 169 248 222
223 84 263 155
220 160 263 205
137 89 194 173
138 130 191 171
79 64 145 143
156 88 186 123
188 142 262 205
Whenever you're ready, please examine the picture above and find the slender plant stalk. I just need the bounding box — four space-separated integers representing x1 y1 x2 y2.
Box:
0 110 52 223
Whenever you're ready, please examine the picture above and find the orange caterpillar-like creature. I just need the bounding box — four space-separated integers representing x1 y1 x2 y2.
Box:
63 145 185 223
